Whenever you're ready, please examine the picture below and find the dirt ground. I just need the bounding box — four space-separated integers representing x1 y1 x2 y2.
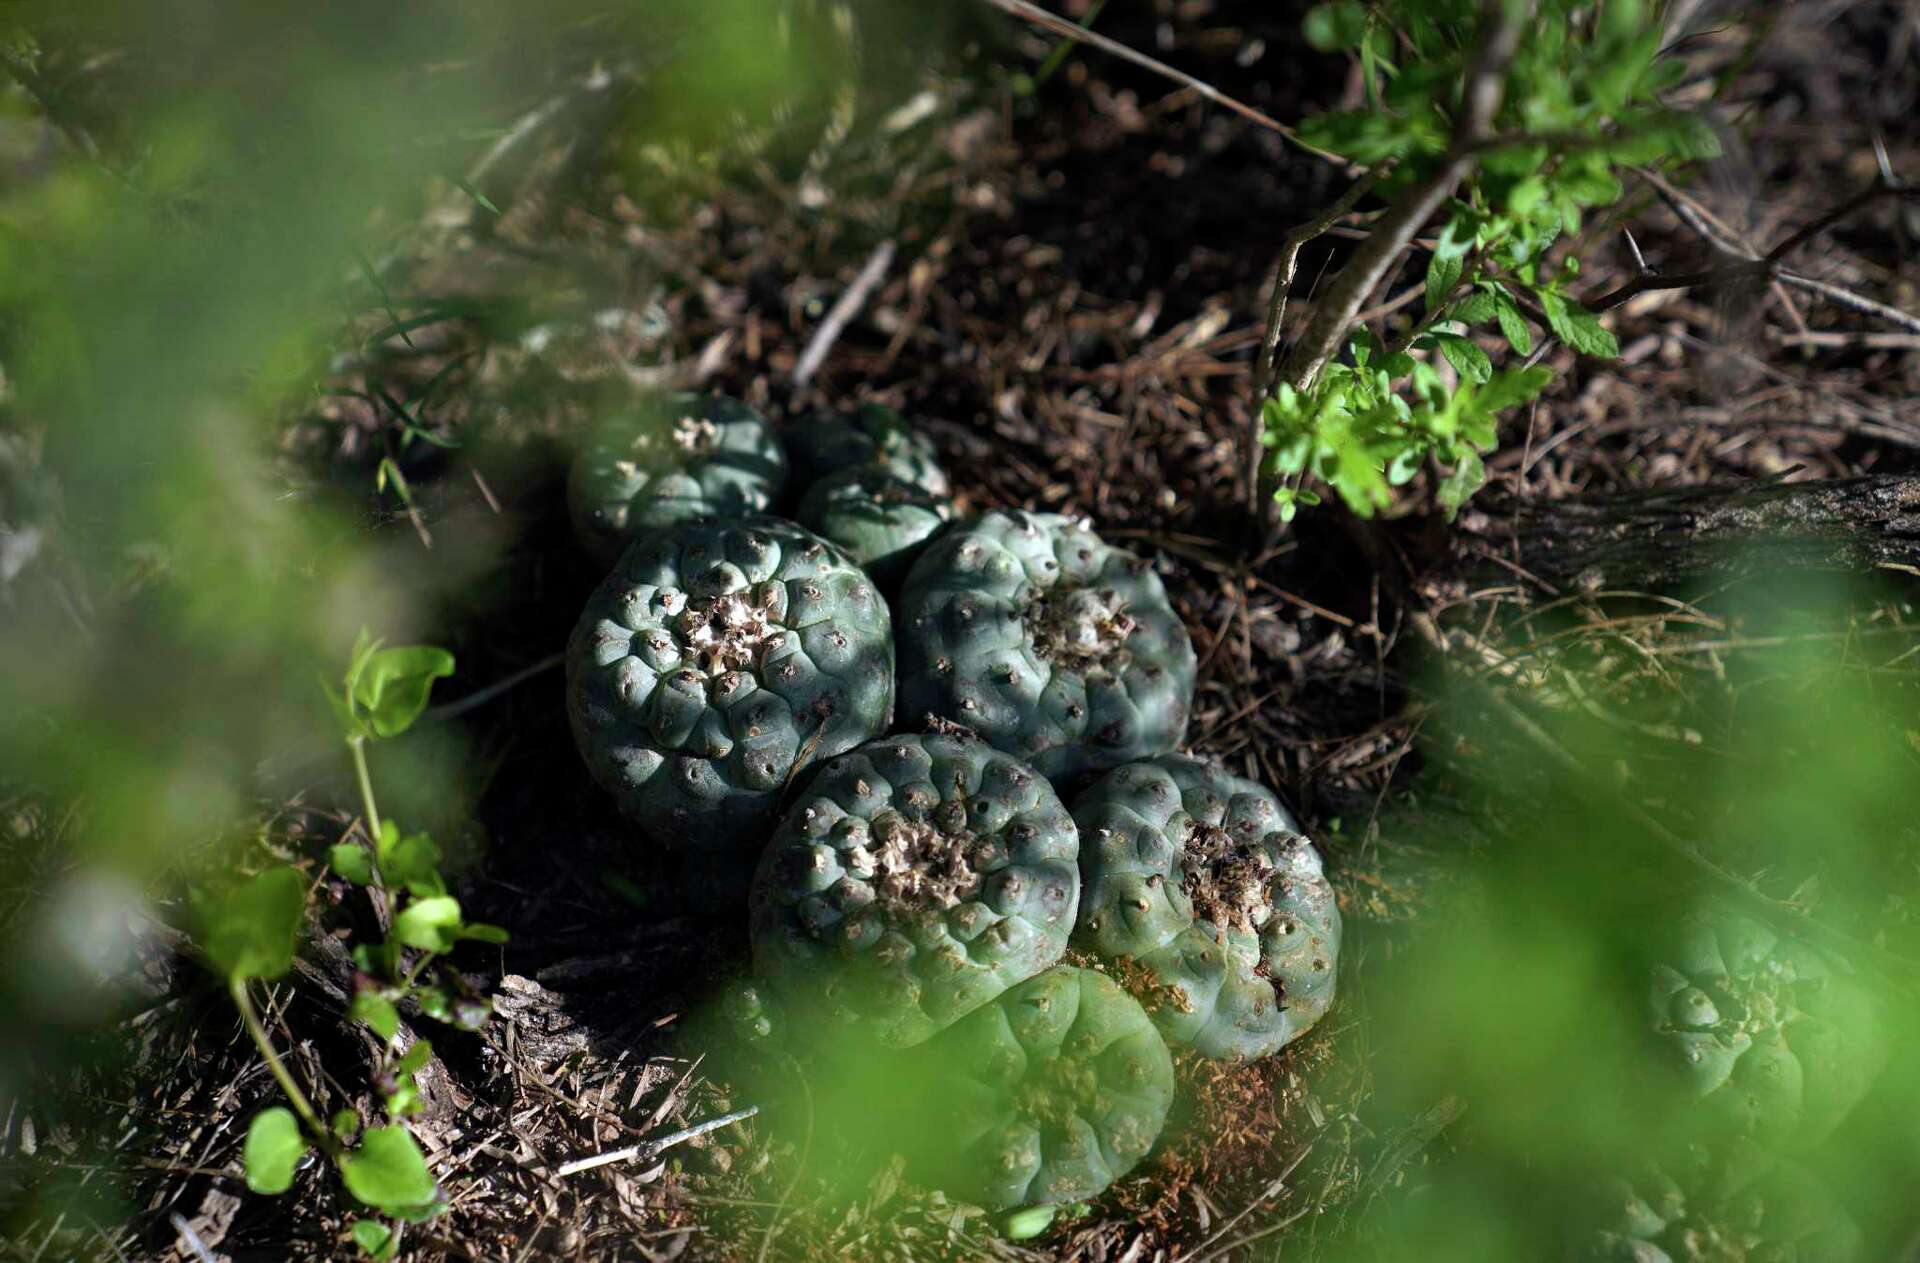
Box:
7 1 1920 1259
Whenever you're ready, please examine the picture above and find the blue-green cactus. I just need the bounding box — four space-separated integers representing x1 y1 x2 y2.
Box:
1648 909 1886 1152
783 403 949 495
896 511 1197 783
796 466 952 590
1588 1157 1862 1262
1072 756 1339 1060
912 965 1175 1211
568 392 787 564
566 516 892 869
748 733 1079 1049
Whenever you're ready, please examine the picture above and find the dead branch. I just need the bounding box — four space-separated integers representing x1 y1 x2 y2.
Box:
973 0 1345 165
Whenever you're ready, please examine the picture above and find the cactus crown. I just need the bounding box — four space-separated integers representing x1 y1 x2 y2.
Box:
1022 584 1137 676
1180 818 1279 935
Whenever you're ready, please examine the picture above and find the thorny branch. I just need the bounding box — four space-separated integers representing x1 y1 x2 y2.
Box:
1599 147 1920 335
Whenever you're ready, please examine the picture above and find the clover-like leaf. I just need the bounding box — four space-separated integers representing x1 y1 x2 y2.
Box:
200 866 306 983
328 843 374 886
340 1125 438 1212
350 991 401 1043
350 645 455 739
350 1219 396 1260
392 895 463 952
243 1106 308 1195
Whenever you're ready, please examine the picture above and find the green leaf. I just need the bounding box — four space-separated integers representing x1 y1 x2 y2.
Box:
1302 1 1367 51
200 866 306 982
332 1109 362 1142
329 843 374 886
458 922 509 945
1539 291 1619 358
350 991 402 1042
394 1039 433 1077
1491 289 1533 355
350 645 455 740
1425 215 1474 315
1479 366 1555 413
243 1107 308 1195
340 1126 438 1212
393 896 463 952
1437 449 1487 518
383 832 446 898
1004 1205 1058 1241
1450 291 1498 324
351 1219 397 1260
1431 332 1493 385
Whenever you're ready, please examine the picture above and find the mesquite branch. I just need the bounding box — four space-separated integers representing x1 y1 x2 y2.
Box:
1273 0 1530 397
1605 146 1920 335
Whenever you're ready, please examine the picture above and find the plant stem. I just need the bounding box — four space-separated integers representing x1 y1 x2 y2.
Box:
349 736 382 845
230 976 344 1160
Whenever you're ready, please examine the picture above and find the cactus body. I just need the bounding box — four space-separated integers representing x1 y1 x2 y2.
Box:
915 965 1175 1211
749 733 1079 1049
566 517 892 867
1648 909 1886 1152
1588 1158 1861 1262
568 392 787 564
796 466 952 589
1073 756 1339 1060
896 511 1196 783
783 403 948 494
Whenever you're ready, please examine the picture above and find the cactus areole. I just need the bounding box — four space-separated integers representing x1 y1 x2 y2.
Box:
749 733 1080 1049
568 392 788 563
1073 757 1340 1060
915 966 1175 1211
896 511 1197 782
566 517 893 861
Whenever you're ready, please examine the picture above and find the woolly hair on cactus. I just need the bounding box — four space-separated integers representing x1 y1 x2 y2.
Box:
565 516 893 884
796 465 953 590
905 965 1175 1212
1647 907 1887 1154
895 510 1197 783
1585 1156 1863 1263
1072 756 1340 1061
567 391 788 564
782 402 949 495
748 732 1080 1049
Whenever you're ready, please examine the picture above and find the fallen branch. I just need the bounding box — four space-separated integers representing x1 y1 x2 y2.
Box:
552 1105 759 1177
792 239 895 389
974 0 1345 165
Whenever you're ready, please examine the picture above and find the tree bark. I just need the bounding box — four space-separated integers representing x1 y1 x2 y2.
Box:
1455 475 1920 593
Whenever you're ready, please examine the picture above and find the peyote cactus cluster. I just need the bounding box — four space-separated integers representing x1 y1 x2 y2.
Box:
912 966 1176 1211
1587 1157 1863 1263
897 510 1198 782
1648 908 1886 1152
789 405 954 588
749 732 1080 1048
566 516 893 882
568 392 788 564
560 394 1339 1217
1072 756 1340 1061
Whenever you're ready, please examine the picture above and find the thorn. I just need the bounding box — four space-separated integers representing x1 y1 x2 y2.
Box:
1622 227 1649 276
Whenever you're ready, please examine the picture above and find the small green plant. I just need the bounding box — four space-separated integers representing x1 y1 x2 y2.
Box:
197 634 504 1258
1258 0 1719 523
